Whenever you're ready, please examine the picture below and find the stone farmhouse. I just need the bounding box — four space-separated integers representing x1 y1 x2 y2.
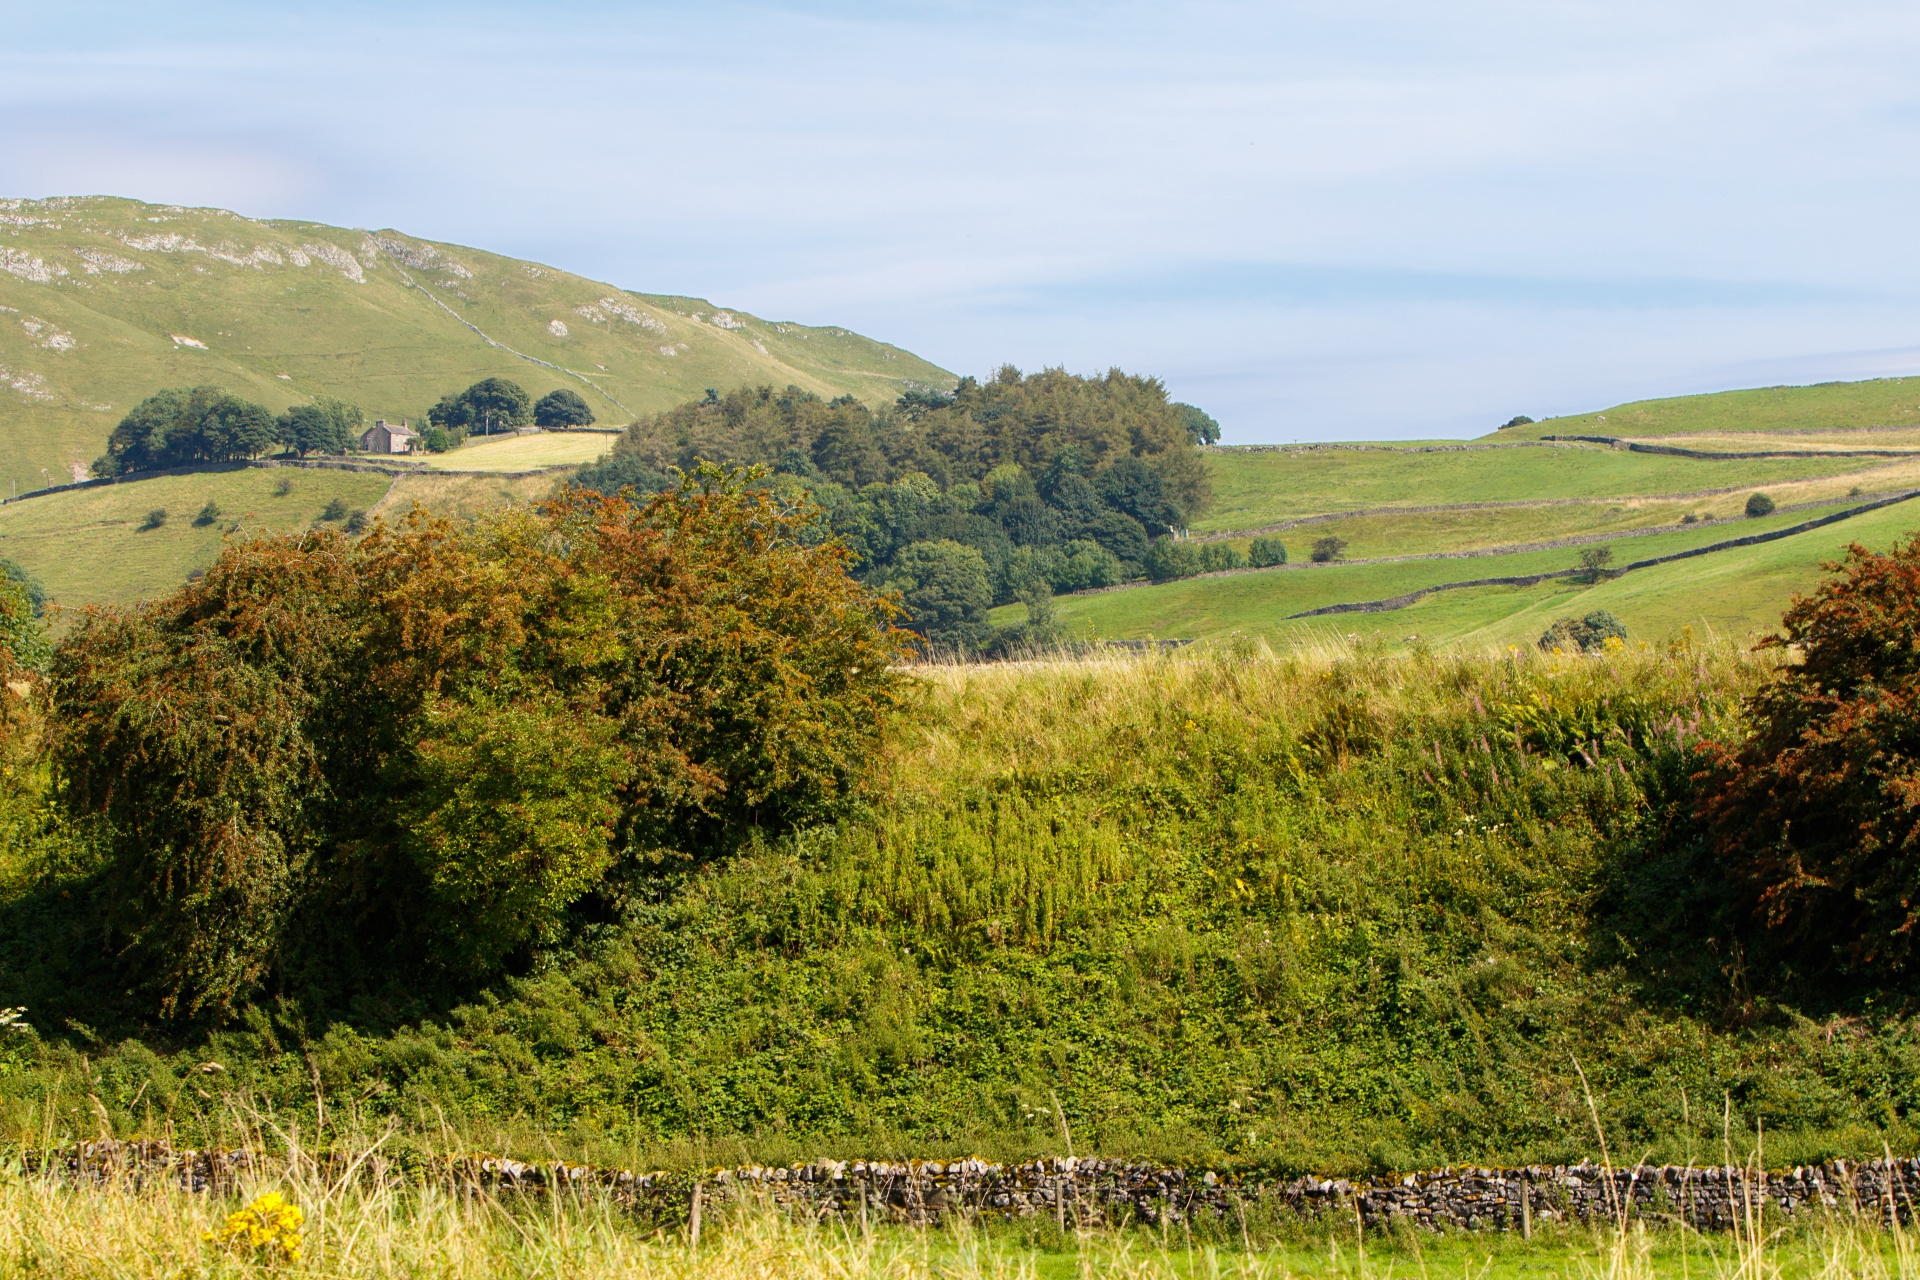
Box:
358 420 418 454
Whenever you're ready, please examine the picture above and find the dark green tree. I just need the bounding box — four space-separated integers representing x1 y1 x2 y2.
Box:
1175 402 1221 445
278 404 345 456
1746 492 1777 517
884 539 995 654
1249 536 1288 567
1310 535 1348 563
463 378 532 435
534 388 596 429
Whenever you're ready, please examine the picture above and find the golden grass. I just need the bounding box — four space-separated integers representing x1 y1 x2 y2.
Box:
420 432 615 472
7 1165 1920 1280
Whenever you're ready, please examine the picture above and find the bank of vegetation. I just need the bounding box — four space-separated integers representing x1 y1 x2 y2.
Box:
5 500 1920 1174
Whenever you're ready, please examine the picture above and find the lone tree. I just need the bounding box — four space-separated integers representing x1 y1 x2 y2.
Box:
1575 545 1616 584
534 388 596 429
1746 492 1776 518
1310 535 1348 563
1501 415 1535 429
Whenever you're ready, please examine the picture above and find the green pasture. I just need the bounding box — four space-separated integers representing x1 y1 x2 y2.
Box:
1196 445 1883 534
0 466 393 610
1492 376 1920 442
1023 499 1903 646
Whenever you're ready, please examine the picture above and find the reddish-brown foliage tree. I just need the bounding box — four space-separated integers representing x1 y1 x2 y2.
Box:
1699 533 1920 977
51 467 912 1018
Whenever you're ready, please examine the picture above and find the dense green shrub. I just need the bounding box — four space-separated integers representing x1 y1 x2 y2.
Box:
533 388 595 429
1537 610 1627 653
1309 535 1347 562
48 470 911 1018
1701 533 1920 977
1746 492 1777 517
1249 536 1288 567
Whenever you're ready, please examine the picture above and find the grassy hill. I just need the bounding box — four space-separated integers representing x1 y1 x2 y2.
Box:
0 196 952 498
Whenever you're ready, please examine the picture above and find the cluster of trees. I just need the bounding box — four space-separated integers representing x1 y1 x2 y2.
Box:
425 378 595 449
38 471 907 1019
93 377 603 476
94 388 366 477
578 367 1223 651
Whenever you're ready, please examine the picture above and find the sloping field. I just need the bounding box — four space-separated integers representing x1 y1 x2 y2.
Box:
0 196 952 498
0 466 395 609
1490 376 1920 442
1024 497 1912 647
1197 443 1884 534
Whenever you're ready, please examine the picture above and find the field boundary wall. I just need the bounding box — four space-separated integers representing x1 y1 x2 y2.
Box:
25 1141 1920 1233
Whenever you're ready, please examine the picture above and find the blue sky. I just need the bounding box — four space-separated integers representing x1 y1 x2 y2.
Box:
5 0 1920 441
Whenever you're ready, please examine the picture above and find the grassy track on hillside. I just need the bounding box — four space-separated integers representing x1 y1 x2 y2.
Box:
1197 446 1882 534
0 467 392 609
1492 377 1920 442
421 431 613 471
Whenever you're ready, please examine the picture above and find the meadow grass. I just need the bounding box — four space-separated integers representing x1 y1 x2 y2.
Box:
420 431 615 472
1490 377 1920 442
0 466 394 610
1196 447 1886 534
6 1157 1920 1279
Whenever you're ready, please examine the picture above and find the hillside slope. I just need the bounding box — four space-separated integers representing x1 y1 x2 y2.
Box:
0 196 952 496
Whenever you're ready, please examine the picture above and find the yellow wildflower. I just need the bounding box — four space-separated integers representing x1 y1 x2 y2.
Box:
205 1190 303 1264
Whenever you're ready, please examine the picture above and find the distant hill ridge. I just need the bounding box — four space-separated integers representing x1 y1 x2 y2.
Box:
0 196 953 496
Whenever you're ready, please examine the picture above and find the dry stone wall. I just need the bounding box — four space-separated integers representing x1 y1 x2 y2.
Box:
24 1142 1920 1233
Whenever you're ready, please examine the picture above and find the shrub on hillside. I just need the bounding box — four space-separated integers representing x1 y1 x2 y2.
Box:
49 468 911 1017
1575 545 1616 584
1501 415 1535 428
1699 534 1920 978
1310 535 1348 563
1249 536 1288 567
1746 492 1776 517
1537 611 1627 653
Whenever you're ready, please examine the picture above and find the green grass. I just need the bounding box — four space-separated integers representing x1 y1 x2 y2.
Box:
421 430 615 471
1491 377 1920 442
1196 446 1884 534
0 196 952 499
0 466 394 609
1021 501 1876 644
